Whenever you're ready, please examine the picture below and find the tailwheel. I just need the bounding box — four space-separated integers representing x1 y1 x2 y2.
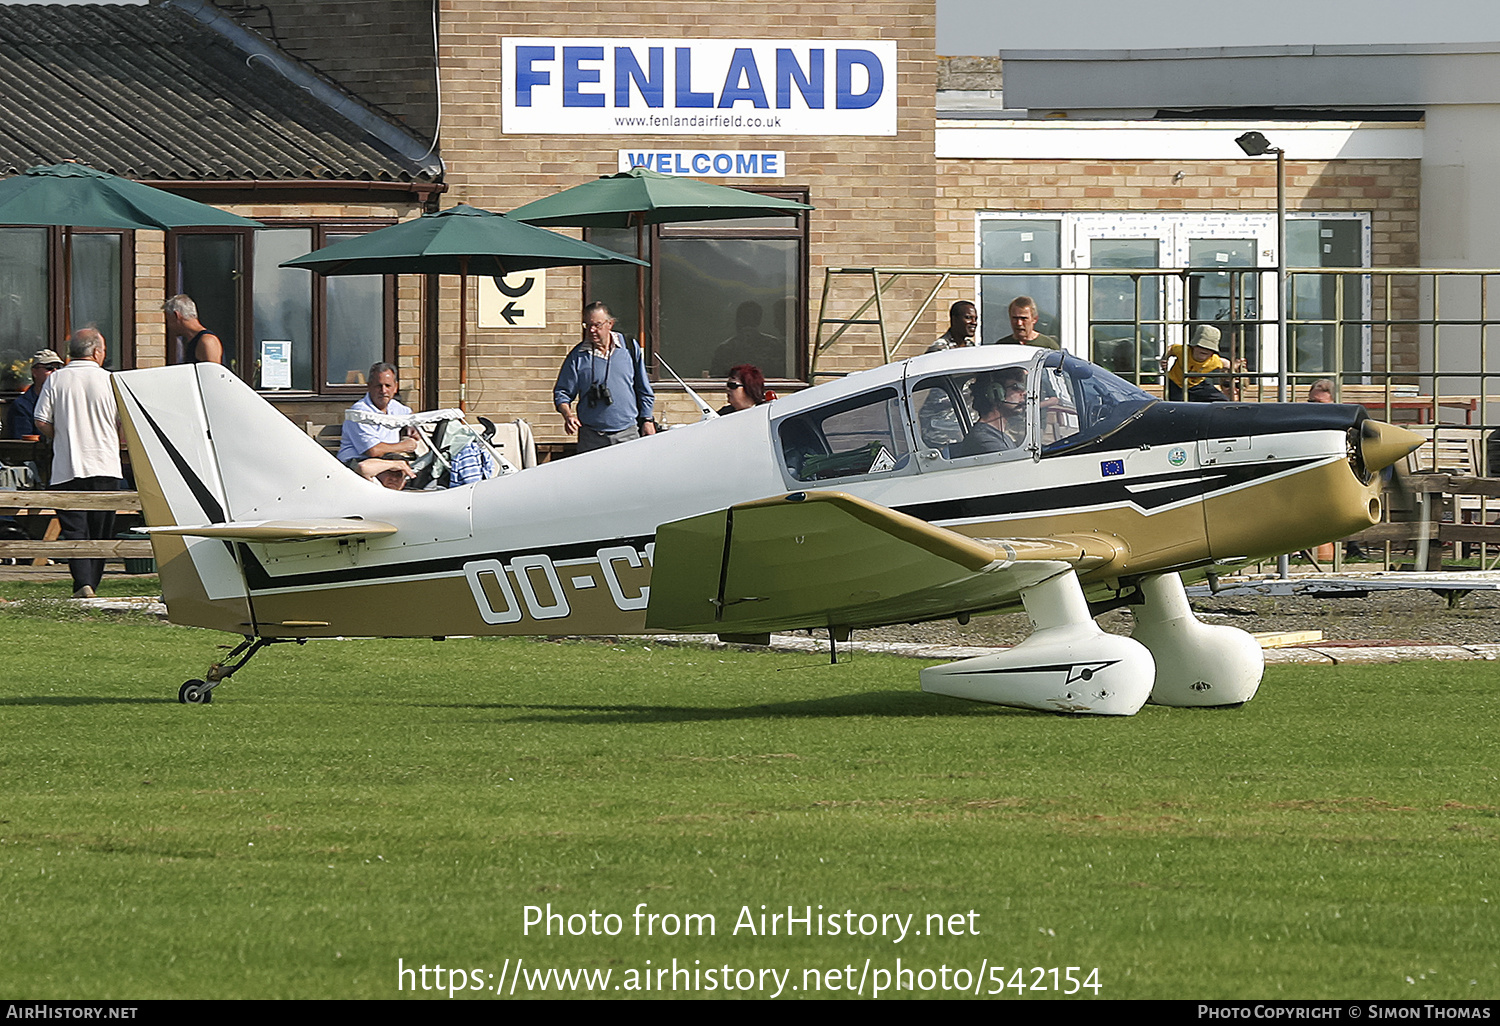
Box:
179 679 213 704
176 635 307 704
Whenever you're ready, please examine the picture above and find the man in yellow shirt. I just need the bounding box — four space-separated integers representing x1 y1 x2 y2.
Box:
1160 325 1243 402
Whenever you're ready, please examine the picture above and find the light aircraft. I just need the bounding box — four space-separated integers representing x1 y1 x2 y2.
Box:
113 345 1421 715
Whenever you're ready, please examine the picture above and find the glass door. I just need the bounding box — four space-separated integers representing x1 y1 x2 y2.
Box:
174 233 243 375
1176 217 1276 386
1069 217 1171 381
1287 217 1367 379
978 217 1062 344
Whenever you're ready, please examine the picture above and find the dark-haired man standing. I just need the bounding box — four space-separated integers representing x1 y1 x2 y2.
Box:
927 300 980 353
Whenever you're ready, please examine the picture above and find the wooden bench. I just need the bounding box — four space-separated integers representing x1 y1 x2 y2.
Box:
0 489 150 568
1349 471 1500 569
305 422 344 453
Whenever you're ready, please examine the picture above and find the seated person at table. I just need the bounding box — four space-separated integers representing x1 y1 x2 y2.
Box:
6 348 64 438
337 362 416 469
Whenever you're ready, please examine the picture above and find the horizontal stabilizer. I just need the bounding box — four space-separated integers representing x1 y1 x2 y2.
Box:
140 518 398 542
646 490 1090 634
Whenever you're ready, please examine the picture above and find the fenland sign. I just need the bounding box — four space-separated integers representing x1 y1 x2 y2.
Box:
501 39 898 136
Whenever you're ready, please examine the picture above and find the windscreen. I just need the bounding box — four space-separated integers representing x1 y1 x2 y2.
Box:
1036 351 1157 454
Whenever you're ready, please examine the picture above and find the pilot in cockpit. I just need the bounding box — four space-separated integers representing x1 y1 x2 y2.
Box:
952 368 1027 457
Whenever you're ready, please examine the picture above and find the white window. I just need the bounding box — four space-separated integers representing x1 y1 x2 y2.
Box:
977 212 1371 382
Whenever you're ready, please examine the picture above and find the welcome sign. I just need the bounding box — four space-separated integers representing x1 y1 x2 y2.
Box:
501 39 898 136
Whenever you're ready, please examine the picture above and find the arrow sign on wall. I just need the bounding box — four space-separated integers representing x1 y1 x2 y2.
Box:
478 271 548 328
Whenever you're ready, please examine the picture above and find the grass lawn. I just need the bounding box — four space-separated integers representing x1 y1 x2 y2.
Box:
0 591 1495 1000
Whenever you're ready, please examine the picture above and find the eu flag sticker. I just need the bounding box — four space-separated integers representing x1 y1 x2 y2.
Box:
1101 459 1125 477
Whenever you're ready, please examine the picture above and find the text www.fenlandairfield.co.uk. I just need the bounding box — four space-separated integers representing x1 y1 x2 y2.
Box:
395 903 1102 997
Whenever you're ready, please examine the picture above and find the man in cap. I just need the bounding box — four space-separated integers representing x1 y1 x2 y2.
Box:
5 348 65 438
1160 325 1243 403
33 328 122 598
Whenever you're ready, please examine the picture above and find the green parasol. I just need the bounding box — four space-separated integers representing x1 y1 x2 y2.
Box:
283 204 647 409
0 162 262 336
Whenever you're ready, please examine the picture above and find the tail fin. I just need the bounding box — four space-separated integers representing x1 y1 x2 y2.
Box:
113 364 350 632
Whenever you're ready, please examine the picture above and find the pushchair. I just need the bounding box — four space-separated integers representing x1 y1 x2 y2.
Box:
343 407 515 489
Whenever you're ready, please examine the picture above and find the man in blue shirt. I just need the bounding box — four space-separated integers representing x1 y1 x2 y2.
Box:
6 348 64 438
553 302 655 453
337 362 416 468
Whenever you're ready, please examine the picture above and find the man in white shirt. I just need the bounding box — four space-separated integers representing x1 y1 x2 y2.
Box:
337 362 416 469
33 328 122 598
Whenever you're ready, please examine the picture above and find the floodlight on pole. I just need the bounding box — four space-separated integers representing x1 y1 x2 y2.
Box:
1236 130 1290 577
1234 131 1277 157
1233 131 1288 401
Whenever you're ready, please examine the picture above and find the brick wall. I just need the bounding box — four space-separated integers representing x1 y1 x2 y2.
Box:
435 0 936 439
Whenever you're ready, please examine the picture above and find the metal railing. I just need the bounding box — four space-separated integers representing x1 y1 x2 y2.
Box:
812 264 1500 571
813 264 1500 432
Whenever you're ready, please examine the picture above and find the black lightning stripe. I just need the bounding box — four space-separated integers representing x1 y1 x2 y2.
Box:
894 458 1320 523
118 380 227 524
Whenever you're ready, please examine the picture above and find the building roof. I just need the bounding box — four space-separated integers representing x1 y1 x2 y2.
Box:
995 42 1500 115
0 2 439 183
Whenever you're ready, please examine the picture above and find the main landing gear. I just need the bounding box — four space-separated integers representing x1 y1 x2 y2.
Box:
178 635 306 704
919 570 1264 716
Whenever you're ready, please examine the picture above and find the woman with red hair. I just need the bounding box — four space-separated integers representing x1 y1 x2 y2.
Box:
720 364 776 414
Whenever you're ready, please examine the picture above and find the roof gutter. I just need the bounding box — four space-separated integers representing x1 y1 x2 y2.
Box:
138 179 448 202
163 0 446 181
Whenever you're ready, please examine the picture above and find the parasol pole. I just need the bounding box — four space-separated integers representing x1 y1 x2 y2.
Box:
458 254 469 413
634 212 648 363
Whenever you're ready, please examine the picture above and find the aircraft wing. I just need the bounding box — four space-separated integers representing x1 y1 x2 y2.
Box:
644 490 1124 635
139 518 398 541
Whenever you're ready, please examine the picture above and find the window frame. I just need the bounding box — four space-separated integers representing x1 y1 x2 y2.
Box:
907 368 1038 467
167 217 398 399
774 384 916 486
0 225 135 392
583 186 811 384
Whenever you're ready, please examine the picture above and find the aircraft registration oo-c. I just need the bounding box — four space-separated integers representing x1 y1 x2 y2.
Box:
113 346 1422 716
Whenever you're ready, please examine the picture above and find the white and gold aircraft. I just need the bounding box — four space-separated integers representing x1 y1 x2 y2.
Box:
113 346 1420 715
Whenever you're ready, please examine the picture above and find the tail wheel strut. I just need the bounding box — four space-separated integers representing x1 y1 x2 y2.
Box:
178 636 307 704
